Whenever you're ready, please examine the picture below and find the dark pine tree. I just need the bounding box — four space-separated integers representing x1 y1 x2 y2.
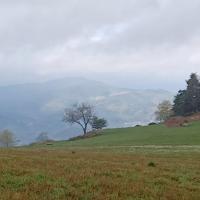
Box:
173 90 186 116
184 73 200 114
173 73 200 116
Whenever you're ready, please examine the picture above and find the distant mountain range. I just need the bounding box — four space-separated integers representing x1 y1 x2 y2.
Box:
0 77 174 144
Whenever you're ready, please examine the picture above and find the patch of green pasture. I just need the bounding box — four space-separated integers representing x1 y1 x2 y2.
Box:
35 121 200 148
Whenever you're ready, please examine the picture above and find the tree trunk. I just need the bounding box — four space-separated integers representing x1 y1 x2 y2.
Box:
83 127 87 135
83 124 87 135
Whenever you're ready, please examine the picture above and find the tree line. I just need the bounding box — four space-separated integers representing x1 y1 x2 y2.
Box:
155 73 200 122
173 73 200 116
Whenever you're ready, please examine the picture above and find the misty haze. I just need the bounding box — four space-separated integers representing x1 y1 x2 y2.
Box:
0 1 200 200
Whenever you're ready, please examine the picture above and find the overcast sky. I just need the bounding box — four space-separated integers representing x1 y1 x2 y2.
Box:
0 0 200 90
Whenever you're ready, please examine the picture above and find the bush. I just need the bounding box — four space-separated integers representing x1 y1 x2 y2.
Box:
148 122 157 126
135 125 141 127
148 162 156 167
181 123 190 127
91 116 107 130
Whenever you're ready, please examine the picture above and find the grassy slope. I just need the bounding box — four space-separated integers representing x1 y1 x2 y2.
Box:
38 121 200 148
2 122 200 199
1 149 200 200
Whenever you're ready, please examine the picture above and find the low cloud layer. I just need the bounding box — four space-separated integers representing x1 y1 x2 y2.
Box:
0 0 200 90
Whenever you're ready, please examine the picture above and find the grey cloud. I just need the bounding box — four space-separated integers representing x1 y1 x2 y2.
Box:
0 0 200 89
0 0 159 50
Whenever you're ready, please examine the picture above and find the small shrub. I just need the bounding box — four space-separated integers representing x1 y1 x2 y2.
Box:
148 162 156 167
148 122 157 126
181 123 189 127
135 125 141 127
46 143 53 146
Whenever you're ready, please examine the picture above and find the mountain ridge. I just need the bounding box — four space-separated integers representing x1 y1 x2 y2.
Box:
0 77 174 144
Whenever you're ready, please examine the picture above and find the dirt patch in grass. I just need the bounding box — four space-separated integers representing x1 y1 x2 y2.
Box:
165 112 200 127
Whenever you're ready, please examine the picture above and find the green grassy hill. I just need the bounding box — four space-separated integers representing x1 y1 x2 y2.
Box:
34 121 200 148
6 121 200 200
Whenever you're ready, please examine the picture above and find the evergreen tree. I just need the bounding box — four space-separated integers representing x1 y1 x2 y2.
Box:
184 73 200 114
90 116 107 130
173 73 200 116
173 90 186 116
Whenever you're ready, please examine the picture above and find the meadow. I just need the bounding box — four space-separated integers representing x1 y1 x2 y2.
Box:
1 122 200 200
34 121 200 148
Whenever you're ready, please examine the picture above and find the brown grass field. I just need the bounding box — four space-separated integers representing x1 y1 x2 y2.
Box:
0 147 200 200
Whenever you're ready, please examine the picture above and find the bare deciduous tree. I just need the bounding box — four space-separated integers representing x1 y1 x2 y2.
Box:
0 129 16 148
35 132 49 143
63 103 94 135
155 100 173 122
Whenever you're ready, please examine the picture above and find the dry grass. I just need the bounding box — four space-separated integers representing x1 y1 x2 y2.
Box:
0 148 200 200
